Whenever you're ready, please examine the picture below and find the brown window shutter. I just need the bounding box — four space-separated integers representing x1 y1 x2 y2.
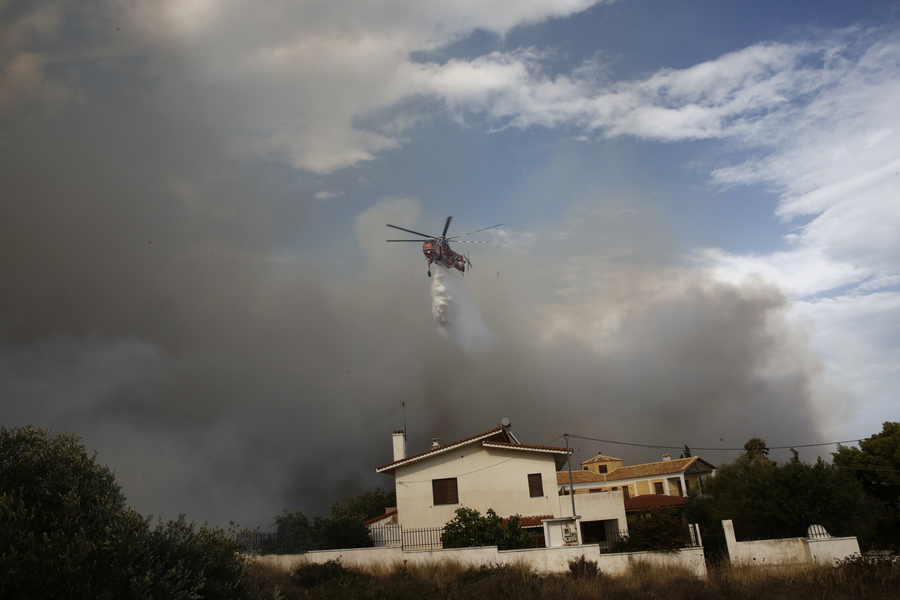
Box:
527 473 543 497
432 478 459 505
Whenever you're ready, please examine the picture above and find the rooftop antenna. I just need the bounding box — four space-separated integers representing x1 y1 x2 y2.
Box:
402 402 407 436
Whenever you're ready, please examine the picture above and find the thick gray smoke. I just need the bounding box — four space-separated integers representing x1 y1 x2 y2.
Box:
0 61 834 532
431 268 495 357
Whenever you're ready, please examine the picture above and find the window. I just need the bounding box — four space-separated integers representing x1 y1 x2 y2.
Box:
597 465 608 473
527 473 543 497
622 486 630 499
432 478 459 505
653 482 664 495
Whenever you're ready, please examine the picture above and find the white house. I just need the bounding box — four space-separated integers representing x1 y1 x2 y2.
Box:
374 420 627 547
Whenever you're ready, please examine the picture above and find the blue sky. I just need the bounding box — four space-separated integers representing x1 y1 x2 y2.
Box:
2 0 899 527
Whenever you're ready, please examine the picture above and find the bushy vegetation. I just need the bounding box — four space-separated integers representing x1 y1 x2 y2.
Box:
247 556 900 600
832 422 900 550
610 506 692 553
264 487 395 553
687 447 878 545
0 425 252 600
441 507 535 550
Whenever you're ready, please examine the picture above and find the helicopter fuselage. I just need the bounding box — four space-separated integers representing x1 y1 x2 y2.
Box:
385 216 499 277
423 239 466 273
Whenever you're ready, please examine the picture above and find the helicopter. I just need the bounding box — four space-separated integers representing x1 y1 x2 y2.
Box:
386 216 501 277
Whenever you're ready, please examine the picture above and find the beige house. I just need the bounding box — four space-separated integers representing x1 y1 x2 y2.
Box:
374 422 627 547
558 452 716 499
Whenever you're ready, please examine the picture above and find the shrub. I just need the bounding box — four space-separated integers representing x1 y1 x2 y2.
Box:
615 507 691 553
0 425 253 599
291 559 355 588
568 555 601 580
441 507 534 550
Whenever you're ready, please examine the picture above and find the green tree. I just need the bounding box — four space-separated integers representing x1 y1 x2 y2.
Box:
688 452 877 544
268 487 396 553
613 507 691 553
135 516 252 600
268 509 314 554
330 487 396 522
832 422 900 549
0 425 252 599
441 507 533 550
0 426 147 599
742 437 770 462
314 487 395 550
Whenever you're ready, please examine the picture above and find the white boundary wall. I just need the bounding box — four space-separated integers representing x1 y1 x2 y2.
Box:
721 520 860 566
255 544 707 577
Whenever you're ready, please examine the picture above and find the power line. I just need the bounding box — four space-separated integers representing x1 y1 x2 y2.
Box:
564 433 866 452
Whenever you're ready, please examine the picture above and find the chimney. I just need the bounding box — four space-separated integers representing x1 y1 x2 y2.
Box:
392 431 406 461
662 453 671 461
431 438 440 448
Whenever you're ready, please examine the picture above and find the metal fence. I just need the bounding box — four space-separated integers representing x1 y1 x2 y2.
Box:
595 530 629 553
237 531 278 554
400 526 445 550
245 522 703 554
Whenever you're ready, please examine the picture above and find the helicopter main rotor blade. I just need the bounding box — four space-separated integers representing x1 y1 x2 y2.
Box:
448 223 502 240
441 216 453 239
386 224 434 238
386 239 429 242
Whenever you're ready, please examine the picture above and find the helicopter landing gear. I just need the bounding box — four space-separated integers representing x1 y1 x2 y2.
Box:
427 270 431 277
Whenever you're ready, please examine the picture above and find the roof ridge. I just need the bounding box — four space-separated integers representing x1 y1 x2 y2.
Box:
375 427 505 472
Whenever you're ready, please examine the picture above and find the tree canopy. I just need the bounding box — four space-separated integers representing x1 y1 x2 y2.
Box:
832 422 900 549
0 425 252 600
688 440 878 545
266 487 396 553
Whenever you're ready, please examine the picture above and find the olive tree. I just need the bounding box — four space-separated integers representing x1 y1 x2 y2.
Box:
0 425 252 599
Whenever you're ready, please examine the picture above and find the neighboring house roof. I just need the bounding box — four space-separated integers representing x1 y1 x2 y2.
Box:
623 495 688 512
557 456 715 485
375 427 570 474
581 453 622 464
364 508 398 526
605 456 715 481
516 515 554 528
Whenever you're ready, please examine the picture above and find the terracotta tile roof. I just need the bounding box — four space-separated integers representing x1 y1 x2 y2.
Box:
364 508 398 526
623 495 688 511
604 456 711 481
515 515 554 528
581 453 622 464
558 456 715 485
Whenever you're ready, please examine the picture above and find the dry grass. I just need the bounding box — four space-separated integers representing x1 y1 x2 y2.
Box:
246 554 900 600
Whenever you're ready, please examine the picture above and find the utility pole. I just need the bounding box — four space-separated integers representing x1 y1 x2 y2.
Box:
564 434 576 517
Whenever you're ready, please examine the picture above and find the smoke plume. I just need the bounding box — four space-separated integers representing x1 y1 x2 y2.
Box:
431 267 495 357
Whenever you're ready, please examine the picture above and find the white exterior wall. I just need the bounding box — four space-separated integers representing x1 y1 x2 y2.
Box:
807 537 861 564
722 520 860 566
255 545 707 577
393 446 560 528
569 489 627 524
